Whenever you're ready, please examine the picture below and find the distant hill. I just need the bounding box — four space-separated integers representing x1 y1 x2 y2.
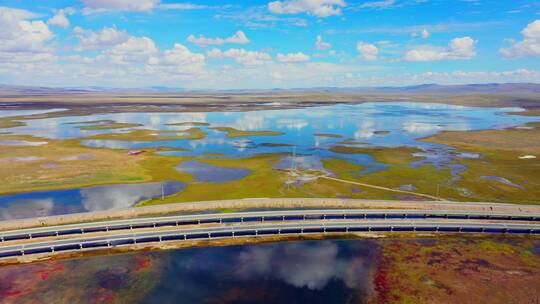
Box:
0 85 185 95
279 83 540 94
0 83 539 95
373 83 540 94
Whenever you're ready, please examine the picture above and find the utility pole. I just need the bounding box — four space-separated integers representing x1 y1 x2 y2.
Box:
161 184 165 200
292 146 297 172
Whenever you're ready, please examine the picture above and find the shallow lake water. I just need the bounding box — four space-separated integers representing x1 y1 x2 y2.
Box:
6 102 537 172
0 181 185 220
176 160 251 182
0 239 379 303
0 102 539 220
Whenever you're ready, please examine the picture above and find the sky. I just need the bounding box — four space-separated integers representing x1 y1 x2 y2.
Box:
0 0 539 89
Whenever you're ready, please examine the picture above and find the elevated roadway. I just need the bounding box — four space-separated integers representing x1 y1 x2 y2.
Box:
1 209 540 243
2 198 540 232
1 208 539 260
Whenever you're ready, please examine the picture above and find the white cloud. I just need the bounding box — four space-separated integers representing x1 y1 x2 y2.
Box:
187 30 249 47
411 29 430 38
100 36 158 65
276 52 310 62
161 43 205 66
159 3 211 10
158 3 237 10
0 7 55 64
500 20 540 58
404 36 476 61
208 48 272 66
316 35 331 50
81 0 160 13
268 0 346 17
359 0 395 9
357 42 379 61
74 26 130 51
47 8 75 28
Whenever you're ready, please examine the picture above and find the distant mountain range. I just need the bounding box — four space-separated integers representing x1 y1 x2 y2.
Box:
0 85 185 94
277 83 540 94
1 83 539 95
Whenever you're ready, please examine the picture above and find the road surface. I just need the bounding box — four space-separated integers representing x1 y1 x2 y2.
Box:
1 208 539 260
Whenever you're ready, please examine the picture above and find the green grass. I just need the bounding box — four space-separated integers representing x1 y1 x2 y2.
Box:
338 140 368 145
210 127 284 138
259 143 295 147
0 118 25 129
330 145 423 166
314 133 343 138
79 122 143 130
166 122 210 126
85 128 207 141
422 122 540 204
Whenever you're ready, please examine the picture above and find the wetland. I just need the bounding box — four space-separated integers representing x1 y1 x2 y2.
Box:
1 237 539 303
0 101 538 219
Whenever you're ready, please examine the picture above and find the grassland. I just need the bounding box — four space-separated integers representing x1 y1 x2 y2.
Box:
319 123 540 203
338 140 368 145
322 158 453 200
314 133 343 138
259 143 295 147
330 145 422 165
376 238 540 303
0 118 25 129
71 120 143 130
421 122 540 203
84 128 207 141
0 134 190 195
210 127 284 138
166 122 210 126
3 123 536 203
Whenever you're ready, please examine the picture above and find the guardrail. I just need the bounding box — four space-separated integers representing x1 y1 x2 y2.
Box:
1 221 539 259
1 209 539 243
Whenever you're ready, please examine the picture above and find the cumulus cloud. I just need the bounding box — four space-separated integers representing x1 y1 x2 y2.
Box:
47 8 75 28
0 7 56 64
316 35 331 50
158 3 237 10
500 20 540 58
81 0 160 13
100 36 158 65
276 52 310 62
160 43 205 66
187 30 249 47
268 0 346 17
404 36 476 61
359 0 395 9
208 48 272 66
357 42 379 60
74 26 130 51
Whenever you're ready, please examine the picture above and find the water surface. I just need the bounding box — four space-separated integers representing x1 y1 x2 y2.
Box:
0 239 379 303
0 181 185 220
176 160 251 182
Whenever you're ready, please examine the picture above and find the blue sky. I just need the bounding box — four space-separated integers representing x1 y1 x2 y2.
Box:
0 0 539 89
